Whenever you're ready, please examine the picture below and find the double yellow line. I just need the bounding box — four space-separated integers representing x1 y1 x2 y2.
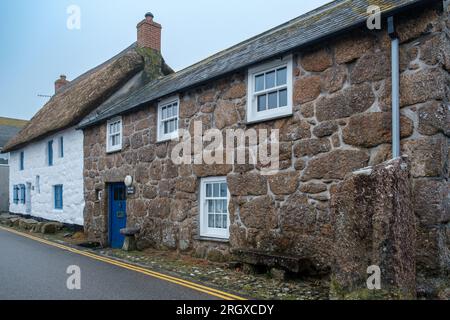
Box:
0 226 246 301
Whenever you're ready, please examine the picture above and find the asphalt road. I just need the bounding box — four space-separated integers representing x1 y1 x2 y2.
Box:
0 228 218 300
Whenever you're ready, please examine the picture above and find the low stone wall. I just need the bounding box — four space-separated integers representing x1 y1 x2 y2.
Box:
330 157 416 299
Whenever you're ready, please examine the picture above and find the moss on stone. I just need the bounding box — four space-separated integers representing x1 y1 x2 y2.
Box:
330 276 415 300
135 47 165 82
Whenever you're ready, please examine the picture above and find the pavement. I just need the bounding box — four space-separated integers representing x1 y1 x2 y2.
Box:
0 227 220 300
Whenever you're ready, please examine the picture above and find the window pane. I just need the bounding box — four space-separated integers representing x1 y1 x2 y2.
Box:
208 214 215 228
268 92 278 109
213 183 220 197
277 67 287 86
48 141 53 166
54 185 63 209
222 215 228 229
162 107 167 120
257 94 266 112
118 186 125 201
171 119 177 132
279 89 288 107
208 200 214 213
215 214 222 228
221 200 228 213
220 183 227 197
164 121 169 134
173 104 178 116
60 137 64 157
255 74 264 92
206 184 212 197
215 200 222 214
265 71 276 89
112 134 120 146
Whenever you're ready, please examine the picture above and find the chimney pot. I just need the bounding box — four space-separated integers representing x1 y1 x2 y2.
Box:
145 12 154 21
55 74 69 94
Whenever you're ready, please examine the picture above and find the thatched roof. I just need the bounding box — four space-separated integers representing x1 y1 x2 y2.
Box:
0 117 28 150
3 43 147 152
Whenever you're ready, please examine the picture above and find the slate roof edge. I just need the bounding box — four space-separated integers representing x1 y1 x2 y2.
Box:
77 0 434 129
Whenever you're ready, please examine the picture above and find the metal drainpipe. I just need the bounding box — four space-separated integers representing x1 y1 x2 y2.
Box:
388 16 400 159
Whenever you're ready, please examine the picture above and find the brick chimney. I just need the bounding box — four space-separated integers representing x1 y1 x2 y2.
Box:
55 75 69 94
137 12 162 52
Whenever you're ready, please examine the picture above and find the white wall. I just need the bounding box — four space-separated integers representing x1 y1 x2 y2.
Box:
9 127 84 225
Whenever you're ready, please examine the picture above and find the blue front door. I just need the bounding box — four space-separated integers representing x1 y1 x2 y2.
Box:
109 183 127 249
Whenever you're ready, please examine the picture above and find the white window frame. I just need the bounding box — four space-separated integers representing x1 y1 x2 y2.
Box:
106 117 123 153
157 96 179 142
199 176 230 240
247 55 293 124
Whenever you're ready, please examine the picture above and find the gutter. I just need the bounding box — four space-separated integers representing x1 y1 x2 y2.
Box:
388 16 400 159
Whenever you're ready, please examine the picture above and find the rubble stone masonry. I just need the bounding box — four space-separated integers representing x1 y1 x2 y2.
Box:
83 3 449 294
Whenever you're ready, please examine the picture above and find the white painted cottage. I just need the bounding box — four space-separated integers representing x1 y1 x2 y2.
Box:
8 127 85 224
3 42 150 225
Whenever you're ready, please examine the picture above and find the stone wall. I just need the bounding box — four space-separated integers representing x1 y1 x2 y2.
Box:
330 157 416 299
83 2 449 286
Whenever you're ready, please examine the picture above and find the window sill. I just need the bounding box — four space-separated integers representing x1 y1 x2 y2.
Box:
106 148 122 155
157 133 179 143
246 111 293 125
194 236 230 243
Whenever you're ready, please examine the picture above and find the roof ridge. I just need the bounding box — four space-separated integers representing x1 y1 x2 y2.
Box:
170 0 346 77
3 42 145 152
0 117 28 128
78 0 431 128
54 42 138 97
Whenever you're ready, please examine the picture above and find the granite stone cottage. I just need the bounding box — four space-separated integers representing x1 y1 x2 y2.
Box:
76 0 449 298
2 25 171 225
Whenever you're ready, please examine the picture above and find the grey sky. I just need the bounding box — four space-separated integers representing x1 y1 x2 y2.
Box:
0 0 330 120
